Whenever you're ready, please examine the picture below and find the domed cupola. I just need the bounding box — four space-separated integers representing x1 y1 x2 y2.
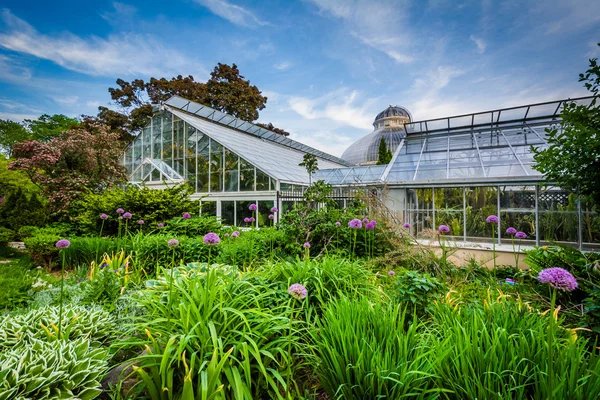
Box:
341 105 412 166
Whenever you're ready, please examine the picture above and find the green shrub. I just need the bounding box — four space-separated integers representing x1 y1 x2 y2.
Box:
0 259 33 309
16 225 39 240
0 227 13 245
23 231 61 269
160 215 222 237
0 338 108 399
119 267 302 399
0 187 48 233
70 184 197 236
392 269 446 314
430 298 600 399
313 297 439 399
62 236 133 268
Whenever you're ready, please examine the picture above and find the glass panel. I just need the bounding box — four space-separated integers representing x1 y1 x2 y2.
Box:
582 198 600 250
151 168 161 182
221 201 235 225
200 201 216 217
236 200 254 227
173 120 184 174
152 115 161 159
241 159 256 191
210 139 223 192
162 113 173 163
258 200 275 227
196 134 209 193
465 186 498 239
224 149 239 192
499 186 536 240
142 126 151 159
539 187 578 245
435 187 464 238
256 169 271 191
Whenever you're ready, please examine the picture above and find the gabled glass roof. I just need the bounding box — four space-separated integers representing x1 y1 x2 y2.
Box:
164 96 352 167
130 158 185 183
316 97 595 186
168 107 349 184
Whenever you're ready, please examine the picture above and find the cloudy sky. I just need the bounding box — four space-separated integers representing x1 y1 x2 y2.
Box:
0 0 598 156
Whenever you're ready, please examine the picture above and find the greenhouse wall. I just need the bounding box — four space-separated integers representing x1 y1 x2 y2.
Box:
390 184 599 251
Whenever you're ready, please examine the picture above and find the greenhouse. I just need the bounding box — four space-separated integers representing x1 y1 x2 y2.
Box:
123 95 598 250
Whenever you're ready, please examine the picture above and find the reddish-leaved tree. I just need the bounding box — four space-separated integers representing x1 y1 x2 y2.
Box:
10 123 126 216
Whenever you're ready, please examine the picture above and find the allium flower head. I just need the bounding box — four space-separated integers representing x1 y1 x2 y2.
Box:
388 270 395 276
362 218 370 224
348 218 362 229
271 207 278 213
486 215 499 224
225 233 230 237
203 232 220 245
365 222 375 230
116 208 124 214
268 214 275 220
515 231 527 239
250 217 255 222
182 212 191 219
403 223 411 228
538 267 578 292
167 239 179 247
303 242 311 248
244 217 250 223
123 212 132 219
138 220 144 225
288 283 307 300
55 239 70 248
158 223 165 228
438 225 450 234
249 203 258 211
370 220 377 226
506 227 517 235
100 213 108 220
335 221 341 227
231 231 240 238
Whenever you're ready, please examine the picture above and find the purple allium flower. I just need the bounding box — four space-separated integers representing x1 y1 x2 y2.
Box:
365 222 375 230
362 218 370 224
335 221 341 227
116 208 124 214
538 267 578 292
268 214 275 220
388 270 395 276
348 218 362 229
231 231 240 238
244 217 250 223
100 213 108 220
288 283 307 300
123 212 132 219
506 227 517 235
182 212 191 219
250 217 255 222
303 242 311 248
225 233 230 237
515 231 527 239
249 203 258 211
486 215 499 224
438 225 450 234
370 220 377 226
403 223 411 228
203 232 220 245
55 239 70 248
158 223 165 228
167 239 179 247
271 207 278 213
138 220 144 225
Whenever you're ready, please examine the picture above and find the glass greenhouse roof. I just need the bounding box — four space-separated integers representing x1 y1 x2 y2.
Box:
317 97 595 186
167 107 349 184
165 96 352 167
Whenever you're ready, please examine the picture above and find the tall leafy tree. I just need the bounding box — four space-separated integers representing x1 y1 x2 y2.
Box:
0 120 29 157
532 43 600 204
377 137 393 165
9 122 126 216
299 153 319 186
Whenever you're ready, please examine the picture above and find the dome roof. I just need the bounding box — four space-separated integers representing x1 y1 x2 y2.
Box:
341 127 406 166
374 105 412 124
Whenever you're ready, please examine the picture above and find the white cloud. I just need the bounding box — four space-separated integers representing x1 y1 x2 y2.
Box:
52 96 79 106
0 111 40 121
193 0 269 28
274 61 293 71
288 88 376 130
307 0 414 64
469 35 487 53
0 9 203 77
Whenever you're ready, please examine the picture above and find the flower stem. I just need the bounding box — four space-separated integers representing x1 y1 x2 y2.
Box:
58 250 66 339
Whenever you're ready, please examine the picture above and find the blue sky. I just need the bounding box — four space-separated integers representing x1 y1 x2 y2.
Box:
0 0 598 156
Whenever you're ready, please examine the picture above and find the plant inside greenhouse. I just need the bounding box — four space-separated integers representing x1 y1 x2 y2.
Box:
1 2 600 398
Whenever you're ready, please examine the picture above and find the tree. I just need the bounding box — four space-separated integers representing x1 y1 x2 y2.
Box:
105 63 289 139
377 136 393 165
9 122 127 216
0 120 29 157
0 187 47 231
532 43 600 204
299 153 319 186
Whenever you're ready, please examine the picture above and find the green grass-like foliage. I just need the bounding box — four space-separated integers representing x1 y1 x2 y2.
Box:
0 337 108 400
120 266 303 399
313 297 442 399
